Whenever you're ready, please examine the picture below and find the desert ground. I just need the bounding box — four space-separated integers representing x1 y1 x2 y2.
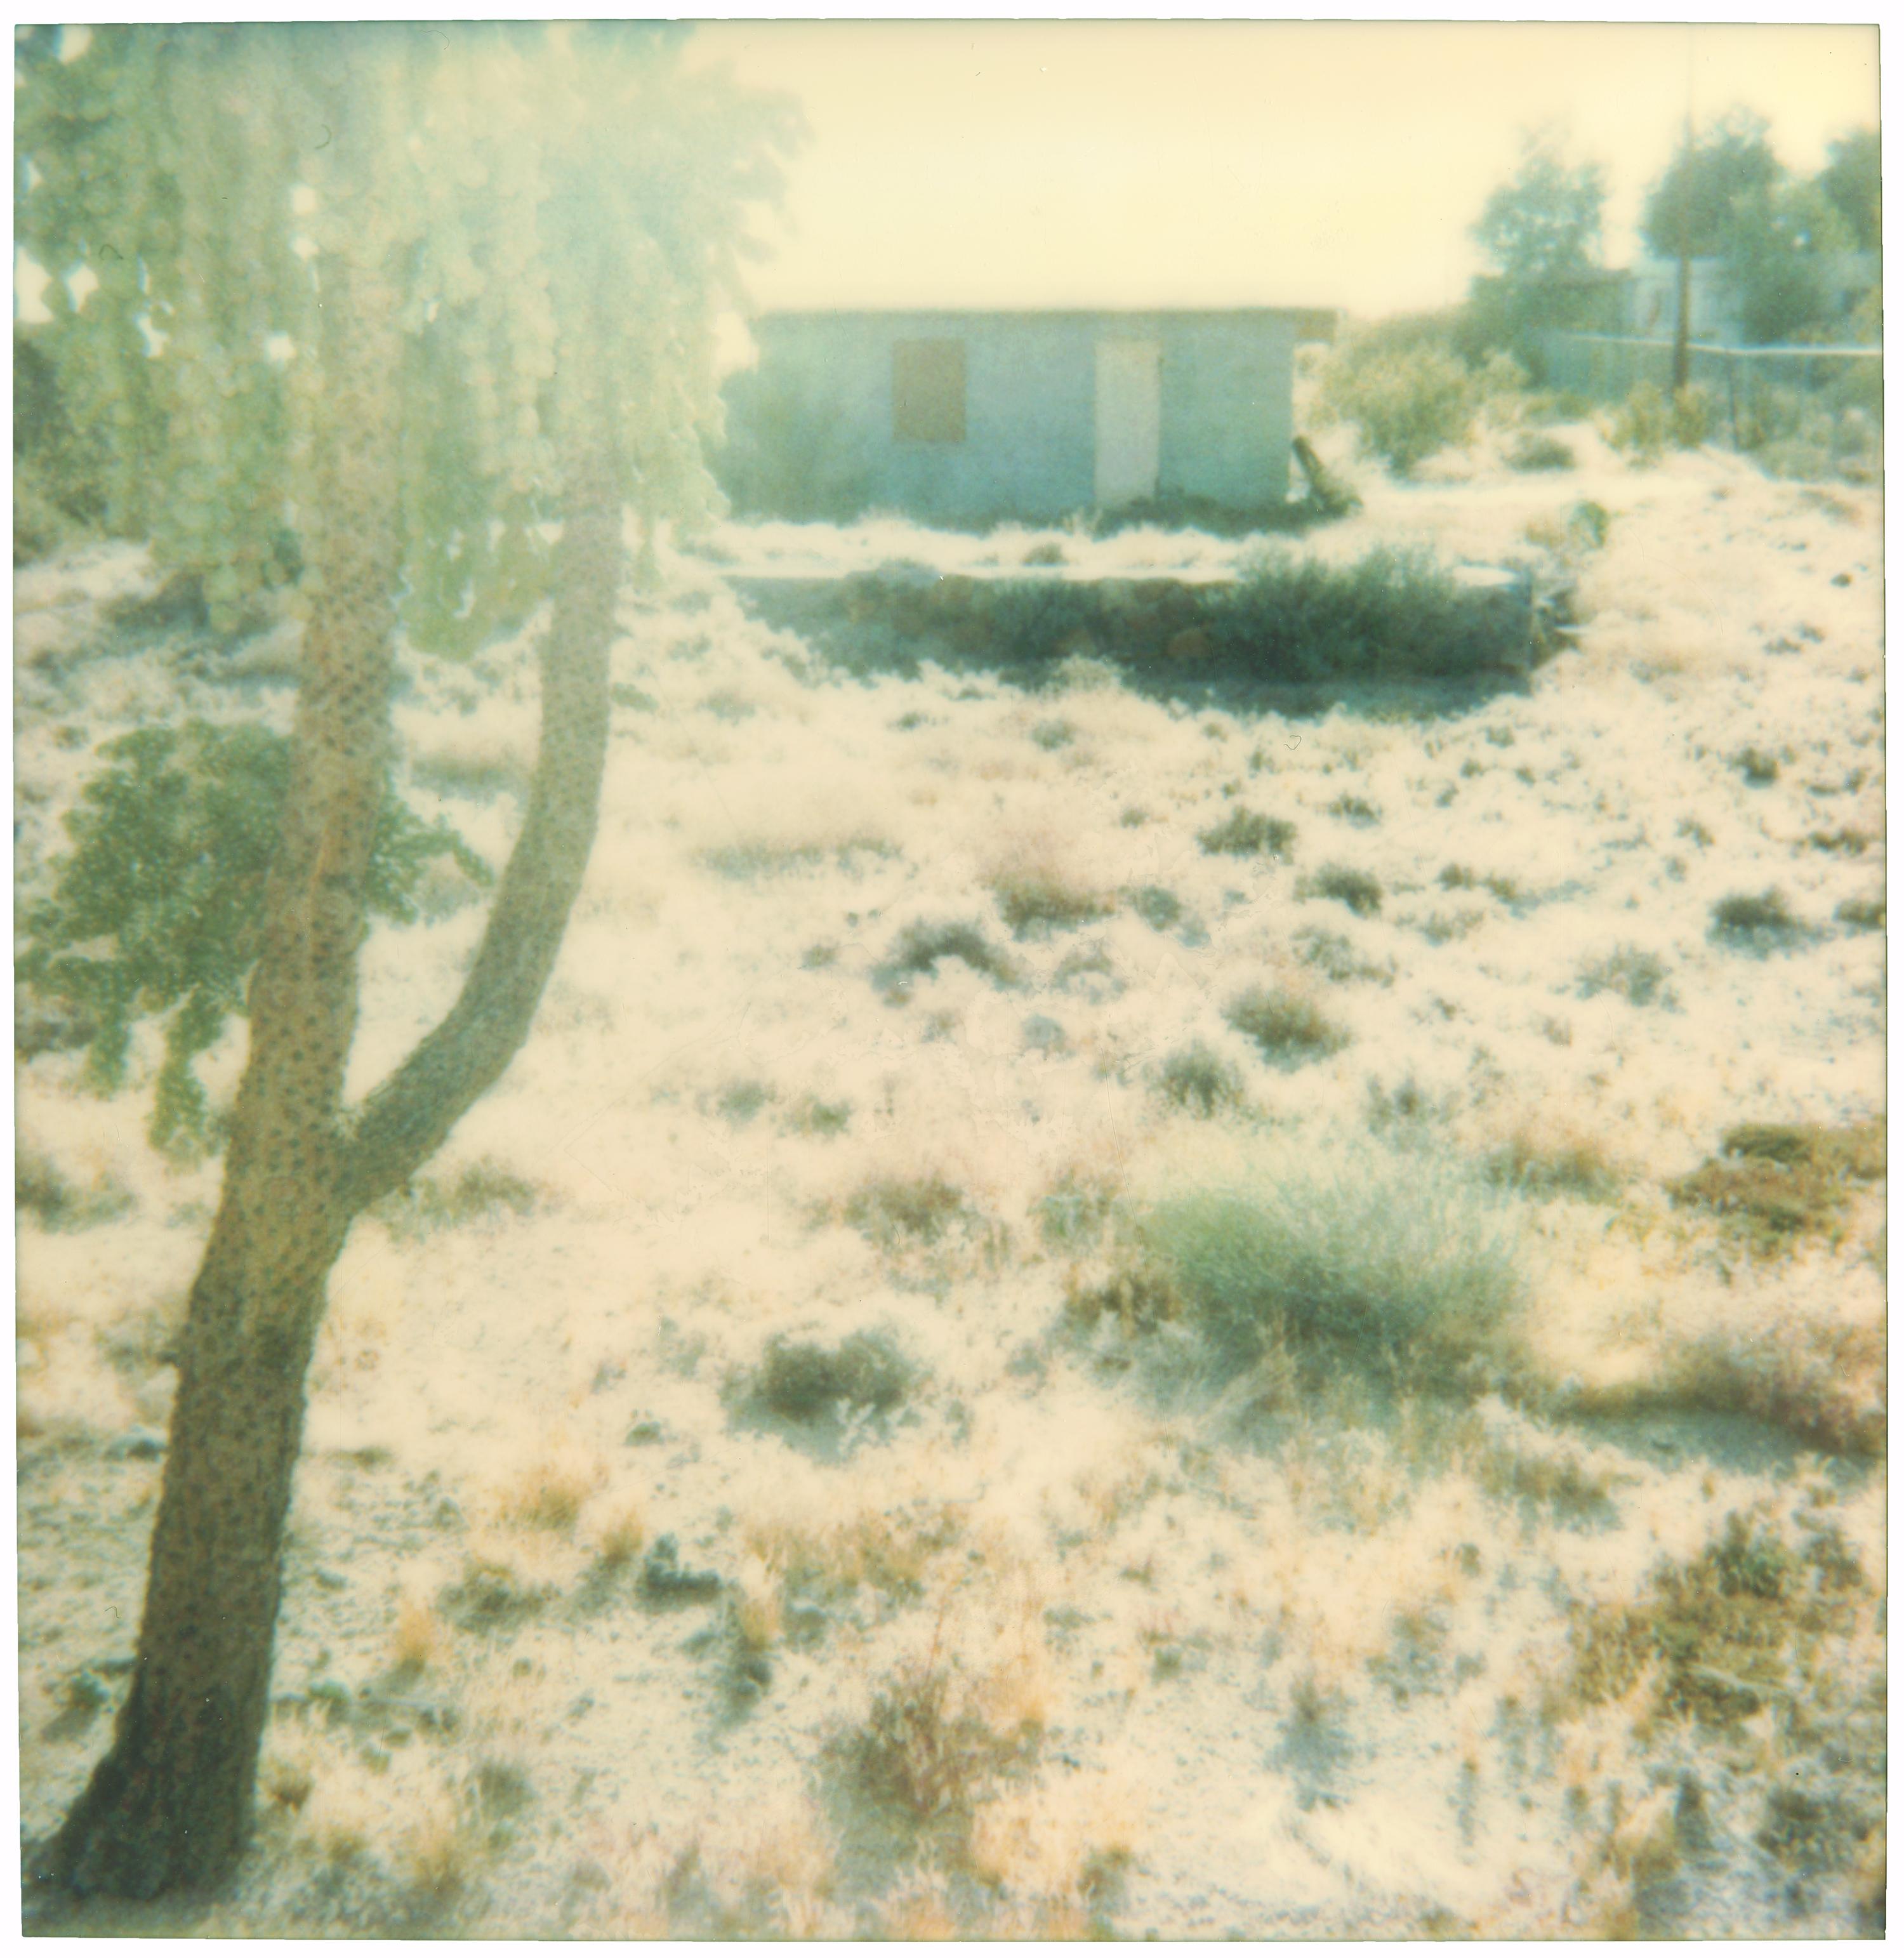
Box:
15 409 1885 1936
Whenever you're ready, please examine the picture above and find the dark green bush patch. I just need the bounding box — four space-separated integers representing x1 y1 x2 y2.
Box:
988 868 1110 937
1507 432 1576 473
1835 896 1884 932
1710 889 1813 952
1295 928 1394 986
16 1144 135 1232
875 920 1017 995
749 1331 913 1424
1806 827 1871 856
842 1174 969 1248
1668 1118 1884 1257
19 720 491 1156
1155 1041 1246 1116
1224 986 1350 1068
1731 746 1782 787
1326 793 1380 826
1197 808 1297 858
1299 864 1384 917
373 1159 540 1242
1127 885 1184 932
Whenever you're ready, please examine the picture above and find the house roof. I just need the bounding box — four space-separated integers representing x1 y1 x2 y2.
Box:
755 305 1339 342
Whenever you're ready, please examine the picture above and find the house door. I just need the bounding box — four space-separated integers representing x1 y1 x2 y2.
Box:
1094 338 1161 507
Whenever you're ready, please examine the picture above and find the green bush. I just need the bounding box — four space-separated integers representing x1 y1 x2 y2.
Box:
1321 341 1476 477
1138 1136 1528 1373
1603 382 1671 463
1507 432 1576 473
1209 545 1531 680
1224 985 1349 1067
1670 383 1718 448
19 720 491 1154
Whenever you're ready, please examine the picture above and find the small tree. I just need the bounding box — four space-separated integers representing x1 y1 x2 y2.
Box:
1472 126 1608 287
1641 107 1782 263
1814 126 1881 254
18 22 796 1899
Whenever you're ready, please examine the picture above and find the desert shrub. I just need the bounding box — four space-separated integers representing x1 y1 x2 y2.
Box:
1029 718 1075 751
876 920 1017 993
1668 1316 1884 1458
1034 1171 1119 1251
1476 349 1530 424
988 866 1111 937
1566 1509 1868 1730
1326 793 1380 826
751 1332 913 1423
1669 1119 1883 1258
843 1662 1026 1821
843 1173 969 1248
1710 888 1810 951
1196 808 1296 858
1295 928 1393 986
1155 1041 1245 1116
20 720 491 1155
1670 382 1718 448
1835 896 1884 932
1578 945 1672 1007
1507 432 1576 473
1299 864 1383 917
1211 545 1531 680
376 1159 540 1241
1138 1137 1528 1374
1603 382 1670 463
1127 885 1184 931
15 1145 135 1232
1731 745 1780 786
14 331 114 566
1321 341 1475 477
1483 1127 1623 1202
784 1094 852 1137
1438 863 1521 904
1568 499 1611 550
1223 985 1350 1067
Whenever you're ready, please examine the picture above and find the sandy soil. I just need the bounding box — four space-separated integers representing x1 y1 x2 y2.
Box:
15 418 1885 1938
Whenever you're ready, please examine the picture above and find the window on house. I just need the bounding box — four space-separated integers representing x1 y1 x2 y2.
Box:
892 338 966 442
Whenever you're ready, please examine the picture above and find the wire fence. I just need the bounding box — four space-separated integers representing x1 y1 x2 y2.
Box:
1539 331 1880 406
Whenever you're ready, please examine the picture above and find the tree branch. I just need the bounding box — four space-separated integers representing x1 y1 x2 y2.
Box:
339 440 620 1214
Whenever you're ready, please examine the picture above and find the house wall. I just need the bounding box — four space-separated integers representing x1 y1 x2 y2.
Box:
729 310 1299 524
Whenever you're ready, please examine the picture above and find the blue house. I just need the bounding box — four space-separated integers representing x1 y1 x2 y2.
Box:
719 306 1335 526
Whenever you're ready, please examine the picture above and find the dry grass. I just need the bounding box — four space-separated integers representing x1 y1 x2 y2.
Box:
1668 1118 1883 1257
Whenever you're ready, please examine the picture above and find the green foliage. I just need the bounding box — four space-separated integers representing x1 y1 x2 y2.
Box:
1156 1042 1245 1117
1472 128 1608 284
20 720 491 1154
1197 808 1296 857
1721 179 1853 346
1507 432 1575 472
373 1158 540 1241
1213 545 1531 679
717 366 875 521
1604 383 1711 461
1223 985 1350 1067
1300 865 1384 917
15 24 802 642
1815 128 1881 251
1138 1136 1528 1374
1641 107 1781 260
1321 339 1475 476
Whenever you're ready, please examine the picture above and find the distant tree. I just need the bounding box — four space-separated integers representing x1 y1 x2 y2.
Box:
1640 107 1782 261
1472 128 1608 284
17 21 797 1900
1722 178 1854 345
1815 127 1881 253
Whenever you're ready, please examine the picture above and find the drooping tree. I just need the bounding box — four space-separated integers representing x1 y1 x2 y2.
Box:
17 22 797 1899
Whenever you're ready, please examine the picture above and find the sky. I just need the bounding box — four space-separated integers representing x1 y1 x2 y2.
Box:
689 22 1881 319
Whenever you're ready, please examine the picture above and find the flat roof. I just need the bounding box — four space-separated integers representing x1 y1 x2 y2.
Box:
757 305 1339 340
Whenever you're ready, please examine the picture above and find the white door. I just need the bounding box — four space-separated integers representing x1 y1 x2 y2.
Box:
1094 338 1161 506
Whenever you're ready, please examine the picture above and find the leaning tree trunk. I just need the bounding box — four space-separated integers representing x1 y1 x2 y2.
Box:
38 283 626 1909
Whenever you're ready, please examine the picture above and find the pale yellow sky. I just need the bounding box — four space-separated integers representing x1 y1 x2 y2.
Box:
691 22 1881 317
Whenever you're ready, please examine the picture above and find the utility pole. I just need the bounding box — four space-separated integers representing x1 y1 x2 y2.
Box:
1672 30 1695 394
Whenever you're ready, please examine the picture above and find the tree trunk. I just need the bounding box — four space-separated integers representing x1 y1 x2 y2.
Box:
37 278 627 1914
37 234 406 1900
